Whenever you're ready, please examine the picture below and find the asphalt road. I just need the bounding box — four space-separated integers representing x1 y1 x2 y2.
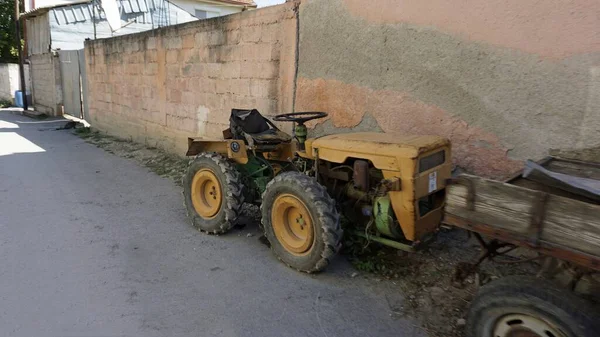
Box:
0 110 425 337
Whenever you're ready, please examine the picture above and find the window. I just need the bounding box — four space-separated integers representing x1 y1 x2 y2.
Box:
419 150 446 173
195 9 207 19
194 9 219 19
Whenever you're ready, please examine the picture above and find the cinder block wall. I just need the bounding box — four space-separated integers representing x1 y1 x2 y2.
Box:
85 2 298 155
29 53 62 115
296 0 600 178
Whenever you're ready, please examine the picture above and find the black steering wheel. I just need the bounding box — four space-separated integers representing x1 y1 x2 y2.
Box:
273 112 328 124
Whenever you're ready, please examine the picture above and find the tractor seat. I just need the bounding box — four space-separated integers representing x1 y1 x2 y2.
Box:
229 109 292 145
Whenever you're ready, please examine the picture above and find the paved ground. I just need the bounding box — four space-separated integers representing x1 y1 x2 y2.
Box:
0 110 425 337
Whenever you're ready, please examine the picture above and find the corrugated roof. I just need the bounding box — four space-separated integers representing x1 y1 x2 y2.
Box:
48 0 196 50
50 0 179 25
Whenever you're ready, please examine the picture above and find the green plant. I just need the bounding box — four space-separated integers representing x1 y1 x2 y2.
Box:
0 0 20 63
0 98 12 108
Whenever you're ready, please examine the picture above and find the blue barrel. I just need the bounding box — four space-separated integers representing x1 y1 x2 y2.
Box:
14 90 31 108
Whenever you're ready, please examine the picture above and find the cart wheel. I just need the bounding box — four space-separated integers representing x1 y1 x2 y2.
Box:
466 276 600 337
261 172 342 273
183 153 244 234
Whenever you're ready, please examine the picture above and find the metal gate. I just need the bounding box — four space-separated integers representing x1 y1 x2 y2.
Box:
59 49 88 119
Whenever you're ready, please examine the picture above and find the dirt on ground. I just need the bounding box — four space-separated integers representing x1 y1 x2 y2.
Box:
76 128 539 337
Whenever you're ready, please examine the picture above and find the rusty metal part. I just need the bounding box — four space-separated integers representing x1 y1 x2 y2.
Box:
376 177 401 197
453 234 513 284
262 142 296 162
444 213 600 272
319 164 352 181
345 184 370 202
222 128 233 139
353 160 370 192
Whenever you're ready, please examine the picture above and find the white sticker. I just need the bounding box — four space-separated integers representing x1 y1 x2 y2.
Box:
428 171 437 193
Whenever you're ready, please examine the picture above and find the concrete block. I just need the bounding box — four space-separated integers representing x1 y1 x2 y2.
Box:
182 91 195 105
168 89 182 103
241 61 278 79
167 64 180 77
146 37 157 49
195 32 209 46
197 48 209 62
242 26 261 43
220 45 241 62
222 62 241 79
199 78 216 93
250 79 277 98
205 63 222 78
227 29 241 45
216 79 230 94
182 34 195 49
208 31 224 46
233 78 250 96
145 63 158 75
166 50 180 63
260 24 276 43
166 114 196 133
180 49 196 63
166 36 182 50
245 43 272 61
255 97 278 114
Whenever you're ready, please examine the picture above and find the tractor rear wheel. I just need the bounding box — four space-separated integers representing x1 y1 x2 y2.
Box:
261 172 342 273
183 153 244 234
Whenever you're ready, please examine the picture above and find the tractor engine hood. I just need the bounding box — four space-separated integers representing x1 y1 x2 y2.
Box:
304 132 450 172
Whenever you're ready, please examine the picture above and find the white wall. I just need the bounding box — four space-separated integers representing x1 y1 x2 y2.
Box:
25 0 84 12
169 0 242 18
0 64 31 101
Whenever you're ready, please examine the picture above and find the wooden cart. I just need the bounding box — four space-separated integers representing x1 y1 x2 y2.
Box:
443 156 600 337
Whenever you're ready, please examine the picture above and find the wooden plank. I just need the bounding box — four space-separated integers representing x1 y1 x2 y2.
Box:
446 176 538 234
446 174 600 261
543 194 600 257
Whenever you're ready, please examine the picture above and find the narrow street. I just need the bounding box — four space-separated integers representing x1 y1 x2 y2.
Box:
0 110 425 337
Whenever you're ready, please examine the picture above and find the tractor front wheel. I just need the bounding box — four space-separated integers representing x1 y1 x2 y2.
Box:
261 172 342 273
183 153 244 234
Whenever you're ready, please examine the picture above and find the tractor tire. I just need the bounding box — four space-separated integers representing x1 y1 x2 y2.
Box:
261 172 342 273
466 276 600 337
183 153 244 234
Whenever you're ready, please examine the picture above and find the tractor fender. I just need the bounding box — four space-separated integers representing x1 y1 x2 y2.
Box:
186 138 249 164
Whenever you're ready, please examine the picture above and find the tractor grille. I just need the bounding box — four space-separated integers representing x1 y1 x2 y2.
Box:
419 150 445 173
418 190 445 217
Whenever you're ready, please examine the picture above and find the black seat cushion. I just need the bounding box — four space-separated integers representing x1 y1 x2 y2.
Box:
230 109 270 135
230 109 291 144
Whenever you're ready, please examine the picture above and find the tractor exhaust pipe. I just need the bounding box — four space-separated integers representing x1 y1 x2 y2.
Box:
353 160 369 192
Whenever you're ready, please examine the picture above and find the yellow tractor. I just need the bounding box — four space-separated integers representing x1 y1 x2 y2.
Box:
183 109 452 272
